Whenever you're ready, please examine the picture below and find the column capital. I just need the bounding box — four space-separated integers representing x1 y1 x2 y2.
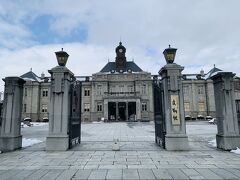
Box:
159 63 184 77
211 72 235 82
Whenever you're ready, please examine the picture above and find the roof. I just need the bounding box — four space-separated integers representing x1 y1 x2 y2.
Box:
20 71 40 81
100 61 143 73
206 65 222 79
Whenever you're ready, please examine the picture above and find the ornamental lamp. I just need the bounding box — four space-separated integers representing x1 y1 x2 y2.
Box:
163 45 177 64
55 48 69 66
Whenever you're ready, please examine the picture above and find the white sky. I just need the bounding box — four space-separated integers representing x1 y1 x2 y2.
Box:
0 0 240 92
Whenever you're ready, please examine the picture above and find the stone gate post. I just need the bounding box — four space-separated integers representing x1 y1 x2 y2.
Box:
46 49 74 151
46 66 74 151
159 64 189 150
0 77 25 152
211 72 240 150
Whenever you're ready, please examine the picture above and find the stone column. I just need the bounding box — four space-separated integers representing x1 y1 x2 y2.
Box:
126 102 129 120
211 72 240 150
0 77 25 152
46 66 74 151
104 99 108 120
136 99 141 120
159 64 189 150
116 102 119 120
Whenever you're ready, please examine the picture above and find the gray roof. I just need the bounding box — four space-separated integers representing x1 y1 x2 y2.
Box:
20 71 40 81
100 61 143 73
206 66 222 79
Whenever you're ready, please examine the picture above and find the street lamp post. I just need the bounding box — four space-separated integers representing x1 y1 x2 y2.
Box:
159 45 189 150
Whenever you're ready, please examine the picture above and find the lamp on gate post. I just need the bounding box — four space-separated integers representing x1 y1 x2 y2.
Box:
163 45 177 64
55 48 69 66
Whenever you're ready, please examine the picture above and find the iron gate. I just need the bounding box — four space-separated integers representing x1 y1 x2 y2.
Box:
153 76 166 148
0 102 3 127
68 81 82 149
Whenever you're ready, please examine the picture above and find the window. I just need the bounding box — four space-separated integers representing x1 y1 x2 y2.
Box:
97 85 102 95
42 104 47 113
119 85 124 93
142 102 147 111
24 88 27 96
84 103 90 112
24 104 27 113
183 86 189 95
236 100 240 113
198 86 204 95
97 103 103 112
42 89 48 97
128 85 134 92
184 102 190 112
141 84 146 94
110 86 115 93
235 81 240 91
84 88 90 96
198 102 205 112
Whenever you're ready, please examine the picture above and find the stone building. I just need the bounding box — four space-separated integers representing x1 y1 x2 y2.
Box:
20 71 50 121
80 42 154 122
18 43 240 122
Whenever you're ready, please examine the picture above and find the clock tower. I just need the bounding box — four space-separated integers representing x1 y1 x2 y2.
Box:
115 42 127 70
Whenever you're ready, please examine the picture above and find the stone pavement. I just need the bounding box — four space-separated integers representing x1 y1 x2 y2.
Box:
0 121 240 179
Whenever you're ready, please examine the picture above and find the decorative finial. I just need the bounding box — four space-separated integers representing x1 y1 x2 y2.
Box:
169 44 171 48
30 68 32 72
61 48 63 51
214 64 215 68
119 41 122 45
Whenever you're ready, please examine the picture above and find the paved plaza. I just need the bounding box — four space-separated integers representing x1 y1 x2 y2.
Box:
0 121 240 179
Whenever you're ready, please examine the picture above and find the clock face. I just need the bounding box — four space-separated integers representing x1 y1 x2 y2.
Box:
119 49 123 53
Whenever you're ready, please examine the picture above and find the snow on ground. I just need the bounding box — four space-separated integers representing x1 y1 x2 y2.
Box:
22 138 43 148
230 147 240 155
21 122 48 128
208 139 217 147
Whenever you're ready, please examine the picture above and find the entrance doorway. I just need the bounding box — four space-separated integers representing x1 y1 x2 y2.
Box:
128 102 136 121
108 102 116 120
118 102 126 120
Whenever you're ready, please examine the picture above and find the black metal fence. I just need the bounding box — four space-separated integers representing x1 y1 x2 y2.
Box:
68 81 82 149
0 102 3 127
153 77 166 148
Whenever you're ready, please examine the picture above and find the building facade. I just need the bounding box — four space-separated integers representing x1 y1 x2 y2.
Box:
18 43 240 122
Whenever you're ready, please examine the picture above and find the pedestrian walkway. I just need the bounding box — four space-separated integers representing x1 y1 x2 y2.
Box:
0 121 239 179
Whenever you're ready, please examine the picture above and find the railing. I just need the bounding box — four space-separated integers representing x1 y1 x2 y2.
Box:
103 91 140 98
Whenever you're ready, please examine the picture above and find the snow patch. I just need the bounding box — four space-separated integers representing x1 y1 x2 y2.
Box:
21 122 48 128
230 147 240 155
208 139 216 147
22 138 43 147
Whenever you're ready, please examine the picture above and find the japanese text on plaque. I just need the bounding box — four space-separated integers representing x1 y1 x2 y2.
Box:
171 95 180 125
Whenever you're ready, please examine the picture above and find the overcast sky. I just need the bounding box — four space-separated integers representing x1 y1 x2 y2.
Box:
0 0 240 92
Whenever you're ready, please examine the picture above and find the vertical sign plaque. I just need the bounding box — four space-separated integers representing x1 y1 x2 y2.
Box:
171 95 180 125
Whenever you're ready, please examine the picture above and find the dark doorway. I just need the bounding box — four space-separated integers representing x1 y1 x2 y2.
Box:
128 102 136 121
118 102 126 121
108 102 116 121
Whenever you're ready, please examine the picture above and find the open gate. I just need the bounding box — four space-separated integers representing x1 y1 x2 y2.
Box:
153 76 166 148
68 81 82 149
0 102 2 127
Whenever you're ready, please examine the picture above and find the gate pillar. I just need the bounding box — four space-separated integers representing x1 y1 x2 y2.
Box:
211 72 240 150
0 77 25 152
46 66 74 151
159 64 189 150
